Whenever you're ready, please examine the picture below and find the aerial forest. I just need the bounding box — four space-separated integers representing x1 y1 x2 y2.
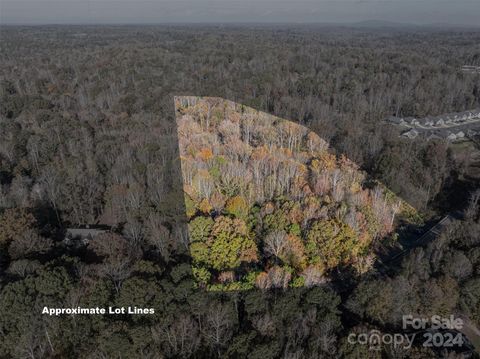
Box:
0 25 479 358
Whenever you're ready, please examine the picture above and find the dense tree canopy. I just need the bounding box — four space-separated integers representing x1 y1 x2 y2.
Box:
0 25 479 358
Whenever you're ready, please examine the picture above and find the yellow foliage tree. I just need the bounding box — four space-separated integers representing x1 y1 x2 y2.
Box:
198 198 213 214
312 152 337 172
225 195 249 219
306 219 359 269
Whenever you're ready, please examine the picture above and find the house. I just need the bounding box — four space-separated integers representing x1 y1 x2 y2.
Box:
446 132 457 141
426 132 442 141
462 65 480 73
444 115 455 125
454 112 467 123
423 116 435 126
65 226 108 244
402 129 419 139
387 116 405 125
467 129 479 137
428 130 452 140
385 109 480 143
403 117 420 126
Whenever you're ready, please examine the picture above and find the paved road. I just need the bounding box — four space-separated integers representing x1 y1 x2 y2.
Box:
407 214 454 246
382 214 456 266
376 212 461 271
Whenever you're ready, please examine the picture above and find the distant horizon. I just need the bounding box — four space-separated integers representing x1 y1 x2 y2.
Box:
1 20 480 29
2 0 479 28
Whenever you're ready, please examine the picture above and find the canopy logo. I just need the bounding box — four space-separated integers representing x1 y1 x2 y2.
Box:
348 315 466 351
348 330 415 351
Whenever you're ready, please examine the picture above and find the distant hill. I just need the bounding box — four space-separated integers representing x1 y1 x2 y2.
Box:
350 20 419 28
349 20 480 30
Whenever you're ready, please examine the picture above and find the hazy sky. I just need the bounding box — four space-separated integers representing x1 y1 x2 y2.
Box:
1 0 479 26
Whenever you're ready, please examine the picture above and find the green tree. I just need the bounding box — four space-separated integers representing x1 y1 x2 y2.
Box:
188 216 214 243
209 234 257 271
190 216 258 273
306 219 358 269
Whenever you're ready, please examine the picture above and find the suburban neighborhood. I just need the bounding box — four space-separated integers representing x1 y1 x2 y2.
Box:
462 65 480 74
387 109 480 142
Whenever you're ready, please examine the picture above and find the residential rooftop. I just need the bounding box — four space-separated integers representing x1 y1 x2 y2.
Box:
386 108 480 142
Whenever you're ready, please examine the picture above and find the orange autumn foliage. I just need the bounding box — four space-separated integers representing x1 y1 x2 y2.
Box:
197 147 214 161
